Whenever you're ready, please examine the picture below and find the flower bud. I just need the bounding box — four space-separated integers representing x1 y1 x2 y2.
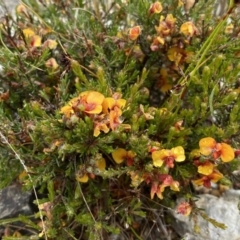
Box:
148 1 163 14
45 58 59 70
129 26 141 41
43 39 58 49
235 149 240 158
16 4 27 15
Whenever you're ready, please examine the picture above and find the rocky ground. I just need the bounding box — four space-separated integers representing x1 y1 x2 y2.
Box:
0 0 19 17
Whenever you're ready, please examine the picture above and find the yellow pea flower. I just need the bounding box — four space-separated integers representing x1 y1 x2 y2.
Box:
152 146 185 168
199 137 235 162
112 148 136 165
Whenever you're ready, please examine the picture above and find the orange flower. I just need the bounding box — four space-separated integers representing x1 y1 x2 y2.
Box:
199 137 235 162
193 170 223 188
176 202 192 216
149 1 163 14
129 26 141 41
112 148 136 165
180 21 196 37
152 146 185 168
102 97 126 115
60 91 105 118
78 91 105 114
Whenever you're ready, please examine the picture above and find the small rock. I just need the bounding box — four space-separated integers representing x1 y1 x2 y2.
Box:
0 183 32 219
172 190 240 240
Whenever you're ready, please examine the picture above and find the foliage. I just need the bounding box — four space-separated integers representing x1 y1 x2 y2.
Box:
0 0 239 239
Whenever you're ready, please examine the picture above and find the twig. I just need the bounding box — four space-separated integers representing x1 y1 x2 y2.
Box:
153 211 171 240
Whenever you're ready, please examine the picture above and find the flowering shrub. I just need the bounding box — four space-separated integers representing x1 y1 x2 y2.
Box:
0 0 239 239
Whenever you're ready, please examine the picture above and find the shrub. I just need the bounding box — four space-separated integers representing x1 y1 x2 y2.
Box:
0 0 239 239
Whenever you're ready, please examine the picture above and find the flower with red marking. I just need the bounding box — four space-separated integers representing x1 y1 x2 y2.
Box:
150 182 165 199
199 137 235 162
180 21 197 37
78 91 105 114
94 121 109 137
129 26 141 41
155 14 176 36
60 91 105 118
152 146 185 168
22 28 42 47
193 170 223 188
112 148 136 165
150 174 180 199
102 97 126 115
159 174 180 191
197 161 214 175
30 35 42 47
